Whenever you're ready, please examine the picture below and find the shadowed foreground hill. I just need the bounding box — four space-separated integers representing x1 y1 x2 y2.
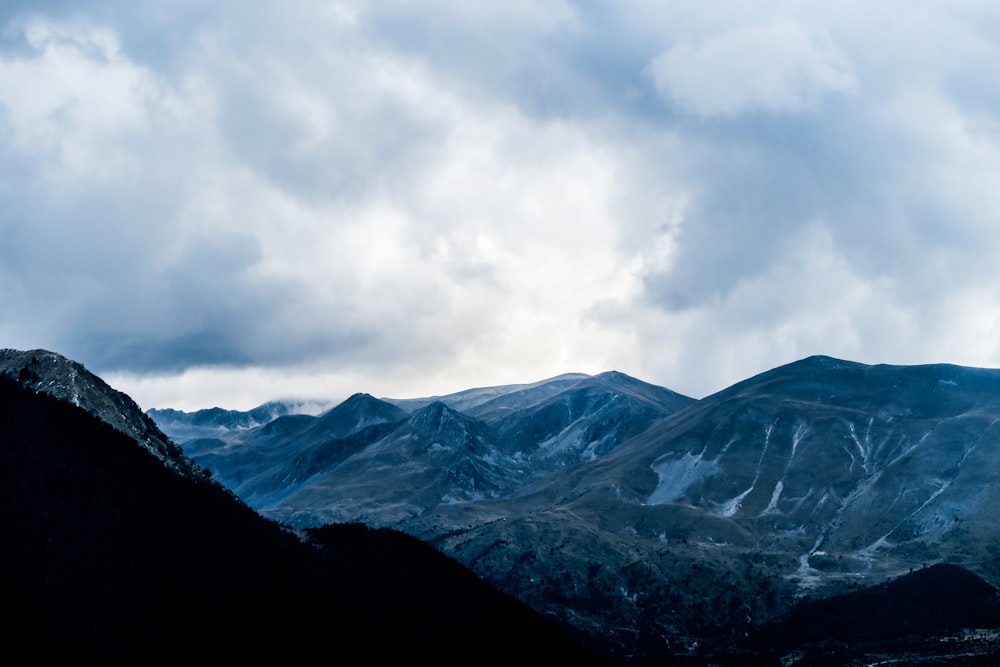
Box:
736 563 1000 665
0 375 601 664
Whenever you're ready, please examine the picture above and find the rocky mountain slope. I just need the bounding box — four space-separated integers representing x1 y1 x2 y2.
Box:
575 355 1000 589
155 356 1000 662
0 348 196 476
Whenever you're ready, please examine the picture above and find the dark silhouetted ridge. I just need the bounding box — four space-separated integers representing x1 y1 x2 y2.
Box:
747 564 1000 653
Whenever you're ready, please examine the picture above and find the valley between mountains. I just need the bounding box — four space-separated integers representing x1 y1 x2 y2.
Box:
151 354 1000 661
4 347 1000 664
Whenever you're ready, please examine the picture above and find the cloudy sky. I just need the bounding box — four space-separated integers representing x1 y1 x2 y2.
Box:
3 1 1000 410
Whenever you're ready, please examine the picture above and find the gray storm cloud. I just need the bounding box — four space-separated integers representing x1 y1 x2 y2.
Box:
3 1 1000 409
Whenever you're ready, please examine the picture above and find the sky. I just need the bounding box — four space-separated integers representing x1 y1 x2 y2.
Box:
3 1 1000 411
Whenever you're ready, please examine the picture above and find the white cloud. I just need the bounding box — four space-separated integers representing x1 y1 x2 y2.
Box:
0 20 158 179
618 223 913 397
646 17 857 116
0 8 642 408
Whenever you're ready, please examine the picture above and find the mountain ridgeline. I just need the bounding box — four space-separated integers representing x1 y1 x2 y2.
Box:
153 356 1000 663
151 370 694 521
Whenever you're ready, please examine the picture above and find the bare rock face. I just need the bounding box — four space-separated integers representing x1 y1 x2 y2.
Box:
0 348 199 477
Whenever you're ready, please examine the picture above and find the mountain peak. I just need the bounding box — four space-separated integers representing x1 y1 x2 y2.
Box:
407 401 486 447
310 392 408 437
321 392 408 421
783 354 864 372
340 392 387 408
409 400 460 426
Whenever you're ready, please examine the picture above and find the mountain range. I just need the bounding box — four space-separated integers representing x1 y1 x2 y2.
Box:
5 346 999 663
152 355 1000 662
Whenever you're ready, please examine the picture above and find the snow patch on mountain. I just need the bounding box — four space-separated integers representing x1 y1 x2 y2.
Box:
648 452 720 505
761 480 784 515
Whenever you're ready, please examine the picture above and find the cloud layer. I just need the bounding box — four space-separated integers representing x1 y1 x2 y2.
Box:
647 18 857 116
3 1 1000 409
